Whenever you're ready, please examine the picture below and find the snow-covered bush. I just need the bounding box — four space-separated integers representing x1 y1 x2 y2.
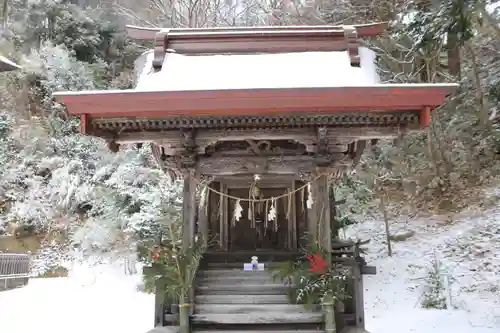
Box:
421 256 447 309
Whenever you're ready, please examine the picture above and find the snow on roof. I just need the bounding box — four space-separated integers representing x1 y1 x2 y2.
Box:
134 47 380 92
0 56 20 72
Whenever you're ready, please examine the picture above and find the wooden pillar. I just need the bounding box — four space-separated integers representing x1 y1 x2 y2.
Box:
219 183 229 251
316 173 331 252
182 170 197 246
207 182 220 250
307 178 318 247
352 264 365 328
198 185 209 248
289 180 298 251
154 277 166 327
308 172 331 251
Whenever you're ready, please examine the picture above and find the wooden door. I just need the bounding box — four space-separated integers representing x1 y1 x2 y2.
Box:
227 188 291 251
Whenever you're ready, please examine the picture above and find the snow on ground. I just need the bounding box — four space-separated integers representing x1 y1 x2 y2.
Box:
348 199 500 333
0 201 499 333
0 262 154 333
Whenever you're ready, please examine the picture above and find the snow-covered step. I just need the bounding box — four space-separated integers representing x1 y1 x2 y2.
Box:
195 294 289 304
196 283 289 295
191 312 324 325
195 303 312 314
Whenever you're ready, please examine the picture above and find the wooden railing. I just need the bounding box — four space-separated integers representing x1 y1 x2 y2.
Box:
0 253 31 291
329 240 375 332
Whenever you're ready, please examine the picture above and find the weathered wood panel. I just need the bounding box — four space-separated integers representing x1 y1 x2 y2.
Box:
191 312 324 325
195 294 289 304
198 155 349 175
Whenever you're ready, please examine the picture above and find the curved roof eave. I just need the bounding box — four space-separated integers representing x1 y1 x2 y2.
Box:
0 56 21 72
54 84 458 120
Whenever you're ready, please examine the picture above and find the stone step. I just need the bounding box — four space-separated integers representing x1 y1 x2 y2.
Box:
191 312 324 325
196 284 289 295
195 303 315 314
196 294 289 304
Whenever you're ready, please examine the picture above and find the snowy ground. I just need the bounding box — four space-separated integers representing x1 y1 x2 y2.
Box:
0 263 154 333
349 203 500 333
0 206 499 333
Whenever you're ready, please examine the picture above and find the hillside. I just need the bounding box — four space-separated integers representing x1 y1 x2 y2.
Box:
348 188 500 332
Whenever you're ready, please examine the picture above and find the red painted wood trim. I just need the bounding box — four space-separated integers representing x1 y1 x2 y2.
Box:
54 85 457 118
420 106 431 128
80 114 88 134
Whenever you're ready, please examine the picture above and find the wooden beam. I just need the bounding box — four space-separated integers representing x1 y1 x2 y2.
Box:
215 174 300 183
197 155 350 175
109 126 418 145
125 23 389 41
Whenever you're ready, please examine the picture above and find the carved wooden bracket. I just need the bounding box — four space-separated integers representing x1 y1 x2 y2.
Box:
153 30 169 71
180 129 197 168
107 140 120 153
246 139 272 155
316 127 331 167
343 26 360 67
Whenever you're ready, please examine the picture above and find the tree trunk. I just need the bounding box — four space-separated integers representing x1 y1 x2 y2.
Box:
465 41 492 131
446 31 461 79
380 195 392 257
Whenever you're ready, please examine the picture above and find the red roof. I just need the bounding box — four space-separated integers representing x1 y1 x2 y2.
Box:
53 23 457 136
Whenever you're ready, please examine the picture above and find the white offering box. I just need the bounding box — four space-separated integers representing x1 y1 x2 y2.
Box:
243 256 265 271
243 263 265 271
